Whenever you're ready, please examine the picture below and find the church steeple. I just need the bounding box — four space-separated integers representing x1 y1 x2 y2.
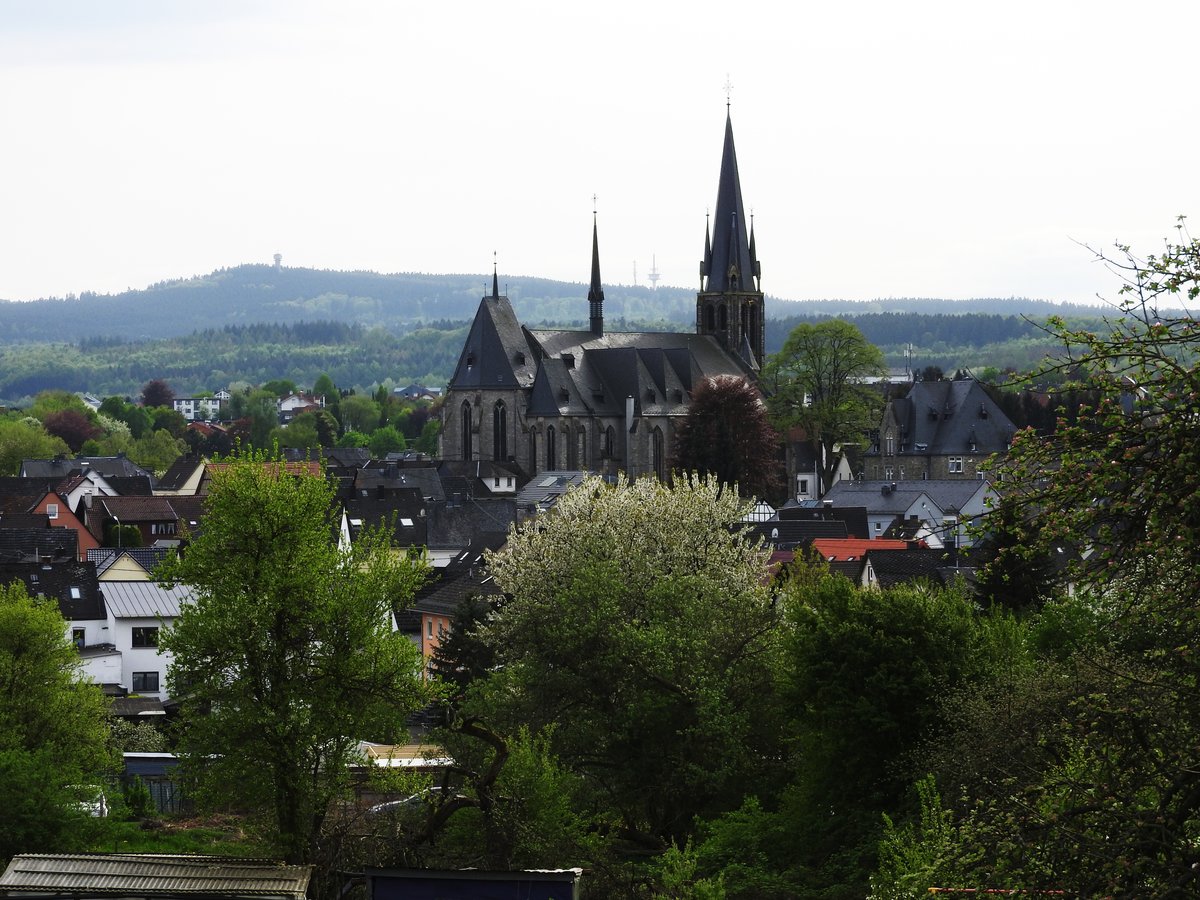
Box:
491 253 500 300
704 112 755 294
588 210 604 337
696 109 765 370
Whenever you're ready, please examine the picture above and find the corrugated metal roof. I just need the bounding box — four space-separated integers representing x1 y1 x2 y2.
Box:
0 855 310 899
100 581 193 618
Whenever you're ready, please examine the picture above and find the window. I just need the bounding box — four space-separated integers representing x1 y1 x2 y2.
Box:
884 467 894 480
493 402 507 460
132 626 159 648
948 456 964 473
132 671 159 693
546 426 557 471
46 503 59 519
652 427 666 481
460 401 473 461
885 432 894 455
797 477 809 496
72 628 85 650
427 619 433 638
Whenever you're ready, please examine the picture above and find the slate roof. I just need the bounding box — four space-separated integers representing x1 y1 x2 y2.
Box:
703 112 758 295
354 466 445 502
20 455 155 482
342 488 428 547
0 526 78 562
887 379 1016 457
104 475 154 496
449 291 539 392
412 538 507 619
101 581 192 618
750 519 848 549
156 456 206 492
778 502 871 539
524 331 751 419
87 548 173 576
822 479 990 515
0 854 311 899
866 547 953 588
0 560 105 620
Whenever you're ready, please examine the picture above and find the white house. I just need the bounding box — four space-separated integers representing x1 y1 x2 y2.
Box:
821 479 998 548
95 580 193 700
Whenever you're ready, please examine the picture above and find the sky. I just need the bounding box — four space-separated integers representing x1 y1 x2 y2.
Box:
2 0 1198 307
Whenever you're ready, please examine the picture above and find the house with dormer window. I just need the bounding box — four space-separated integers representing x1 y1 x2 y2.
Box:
864 378 1016 481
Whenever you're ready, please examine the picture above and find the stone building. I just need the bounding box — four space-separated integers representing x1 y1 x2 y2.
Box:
863 378 1017 481
440 111 764 480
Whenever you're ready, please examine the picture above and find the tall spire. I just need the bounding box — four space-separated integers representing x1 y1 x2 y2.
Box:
587 208 604 337
491 252 499 299
700 211 712 288
704 111 755 293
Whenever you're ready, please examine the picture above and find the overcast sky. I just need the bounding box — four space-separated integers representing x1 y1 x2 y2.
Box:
2 0 1197 306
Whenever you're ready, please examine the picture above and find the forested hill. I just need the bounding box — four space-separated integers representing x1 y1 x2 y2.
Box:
0 263 1105 345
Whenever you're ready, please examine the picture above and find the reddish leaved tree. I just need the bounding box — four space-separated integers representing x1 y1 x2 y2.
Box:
42 409 102 452
672 374 782 501
141 379 175 409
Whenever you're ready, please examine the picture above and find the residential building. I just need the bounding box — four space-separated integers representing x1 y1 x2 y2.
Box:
865 377 1017 481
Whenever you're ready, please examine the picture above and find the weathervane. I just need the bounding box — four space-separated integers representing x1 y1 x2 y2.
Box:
724 74 733 111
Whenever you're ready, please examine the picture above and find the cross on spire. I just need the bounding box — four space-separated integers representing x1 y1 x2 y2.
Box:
724 74 733 111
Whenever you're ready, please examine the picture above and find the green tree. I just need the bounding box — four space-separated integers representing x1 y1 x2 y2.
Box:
27 390 94 423
672 374 781 501
0 582 113 861
368 425 407 457
477 474 784 847
878 227 1200 896
126 428 185 476
0 417 69 475
340 393 381 434
761 320 886 493
158 449 434 864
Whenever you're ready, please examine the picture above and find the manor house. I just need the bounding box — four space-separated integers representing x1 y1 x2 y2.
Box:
441 111 764 480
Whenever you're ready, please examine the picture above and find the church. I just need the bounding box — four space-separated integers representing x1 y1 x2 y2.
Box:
440 111 765 481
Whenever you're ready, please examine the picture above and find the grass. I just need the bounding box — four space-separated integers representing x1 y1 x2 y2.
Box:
89 813 274 857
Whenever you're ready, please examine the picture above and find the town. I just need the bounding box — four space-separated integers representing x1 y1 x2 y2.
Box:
2 94 1198 900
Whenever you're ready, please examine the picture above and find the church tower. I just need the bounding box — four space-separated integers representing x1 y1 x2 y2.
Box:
697 111 764 370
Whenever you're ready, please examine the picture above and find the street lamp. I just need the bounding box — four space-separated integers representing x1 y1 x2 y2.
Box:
113 514 121 550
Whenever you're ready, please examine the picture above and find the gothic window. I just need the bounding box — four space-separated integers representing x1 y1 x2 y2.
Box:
546 426 557 471
565 422 576 469
578 429 586 469
493 401 507 460
529 431 537 473
460 401 472 461
652 427 665 481
705 305 715 330
885 431 895 455
603 425 616 459
718 304 728 331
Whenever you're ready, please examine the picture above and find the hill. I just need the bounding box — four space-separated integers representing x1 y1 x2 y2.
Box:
0 264 1116 403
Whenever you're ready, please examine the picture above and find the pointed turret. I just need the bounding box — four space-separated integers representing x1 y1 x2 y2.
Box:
695 109 765 369
704 112 755 294
491 256 500 300
588 213 604 337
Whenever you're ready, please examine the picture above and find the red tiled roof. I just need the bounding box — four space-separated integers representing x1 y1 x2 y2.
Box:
811 538 909 561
